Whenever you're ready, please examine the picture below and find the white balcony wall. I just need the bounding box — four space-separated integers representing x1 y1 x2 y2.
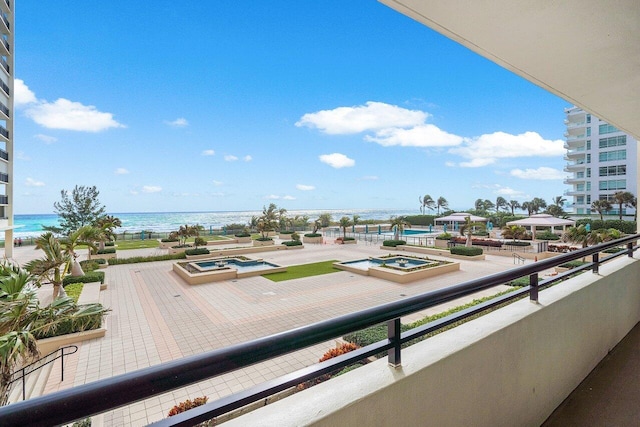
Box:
227 256 640 427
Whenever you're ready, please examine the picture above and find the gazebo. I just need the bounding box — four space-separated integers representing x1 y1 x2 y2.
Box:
435 212 488 231
506 214 575 236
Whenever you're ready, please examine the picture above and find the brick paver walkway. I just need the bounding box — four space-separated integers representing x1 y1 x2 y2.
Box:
14 241 541 425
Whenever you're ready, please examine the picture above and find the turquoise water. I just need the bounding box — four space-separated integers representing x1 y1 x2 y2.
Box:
194 259 280 273
12 208 417 238
379 229 437 236
341 256 431 270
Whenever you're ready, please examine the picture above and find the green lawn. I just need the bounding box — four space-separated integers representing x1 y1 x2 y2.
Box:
263 260 341 282
112 240 160 250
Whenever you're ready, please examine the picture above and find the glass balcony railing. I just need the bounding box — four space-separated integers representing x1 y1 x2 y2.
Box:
0 100 9 117
0 148 8 161
0 79 9 95
0 195 8 205
0 172 9 183
0 125 8 139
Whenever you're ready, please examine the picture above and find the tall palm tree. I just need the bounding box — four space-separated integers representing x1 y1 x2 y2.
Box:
278 208 288 231
390 216 411 240
436 197 448 215
508 200 521 215
474 198 485 211
483 199 495 212
530 197 547 214
551 195 567 208
612 191 635 220
521 201 534 216
495 197 507 213
94 215 122 249
591 200 612 221
352 215 361 228
24 233 71 300
419 195 435 214
339 216 351 239
459 216 485 247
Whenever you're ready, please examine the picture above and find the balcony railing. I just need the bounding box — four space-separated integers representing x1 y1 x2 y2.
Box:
0 194 7 204
1 13 9 31
1 56 8 74
0 100 8 118
0 235 638 426
0 148 8 161
0 79 8 96
0 124 8 139
0 172 8 183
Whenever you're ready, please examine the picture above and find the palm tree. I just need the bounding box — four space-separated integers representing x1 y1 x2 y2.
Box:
94 215 122 249
419 195 435 214
530 197 547 214
390 216 411 240
257 204 279 239
459 216 485 247
60 226 100 275
612 191 635 220
495 197 507 213
501 225 527 241
436 197 448 215
474 198 484 211
483 199 495 212
24 233 71 300
508 200 521 215
0 262 108 405
591 200 612 221
352 215 361 229
551 195 567 209
339 216 351 239
631 197 638 222
521 201 534 216
278 208 288 231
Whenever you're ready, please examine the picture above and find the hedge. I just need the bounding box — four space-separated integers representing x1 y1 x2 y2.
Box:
256 237 273 241
279 230 294 235
575 219 636 234
450 246 483 256
451 237 502 247
234 233 250 238
108 253 187 264
535 231 560 240
559 260 589 269
382 240 407 247
63 271 105 286
161 238 179 243
282 240 303 246
504 241 531 247
403 215 435 226
436 232 452 240
185 248 210 256
95 248 116 254
304 233 322 237
104 241 115 247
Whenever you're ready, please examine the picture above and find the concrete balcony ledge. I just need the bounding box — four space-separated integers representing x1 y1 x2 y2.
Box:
226 256 640 427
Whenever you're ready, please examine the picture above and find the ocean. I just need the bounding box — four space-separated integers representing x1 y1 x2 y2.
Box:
11 208 417 238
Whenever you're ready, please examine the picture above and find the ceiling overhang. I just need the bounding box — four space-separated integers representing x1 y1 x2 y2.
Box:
380 0 640 139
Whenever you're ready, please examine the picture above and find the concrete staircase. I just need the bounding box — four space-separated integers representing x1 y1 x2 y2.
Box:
7 357 55 404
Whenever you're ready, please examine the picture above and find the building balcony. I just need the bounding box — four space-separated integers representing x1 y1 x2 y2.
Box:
0 79 9 96
563 177 585 185
0 239 638 426
0 56 8 75
0 99 8 119
0 148 8 161
0 0 9 14
564 162 586 172
564 189 585 196
0 12 9 33
0 194 7 204
565 123 586 135
566 133 586 142
0 172 8 183
564 151 585 161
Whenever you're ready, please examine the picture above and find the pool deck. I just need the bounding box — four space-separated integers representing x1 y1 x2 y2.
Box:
5 240 552 425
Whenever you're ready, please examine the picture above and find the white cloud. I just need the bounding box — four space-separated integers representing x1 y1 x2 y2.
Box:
364 124 463 147
15 79 37 107
25 98 124 132
34 134 58 144
25 177 44 187
359 175 379 181
224 155 238 162
495 186 526 198
283 195 296 200
296 184 315 191
129 190 139 195
266 194 280 200
211 192 225 197
15 151 30 161
165 117 189 127
244 155 252 162
296 101 427 134
459 158 496 168
213 180 223 186
114 168 130 175
142 185 162 193
202 149 215 156
449 132 564 166
510 167 567 180
319 153 355 168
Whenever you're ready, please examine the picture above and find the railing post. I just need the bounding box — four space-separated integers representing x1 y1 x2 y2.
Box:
628 242 634 257
61 348 65 382
592 253 599 274
387 318 401 368
529 273 538 302
21 368 25 401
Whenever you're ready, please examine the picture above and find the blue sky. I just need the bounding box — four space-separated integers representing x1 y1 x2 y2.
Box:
14 1 569 215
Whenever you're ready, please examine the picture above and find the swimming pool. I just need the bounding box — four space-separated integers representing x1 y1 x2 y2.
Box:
194 258 280 273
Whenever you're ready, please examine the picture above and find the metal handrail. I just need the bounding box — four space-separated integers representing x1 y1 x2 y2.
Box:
0 235 638 426
7 345 78 401
513 252 525 264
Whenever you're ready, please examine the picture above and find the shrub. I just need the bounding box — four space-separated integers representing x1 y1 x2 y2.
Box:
234 232 250 238
603 247 626 253
171 244 192 249
403 215 435 226
451 237 502 247
71 419 91 427
167 396 208 417
280 230 294 235
291 232 300 241
547 244 579 253
33 302 107 339
108 253 186 264
297 343 363 391
95 248 116 254
450 246 483 256
256 237 273 241
185 248 210 256
436 232 452 240
63 271 105 285
161 238 179 243
282 240 302 246
575 219 636 234
65 283 84 303
104 241 115 247
559 260 589 269
504 241 531 247
382 240 407 247
304 233 322 237
79 260 100 272
194 237 207 247
94 258 107 264
535 231 560 240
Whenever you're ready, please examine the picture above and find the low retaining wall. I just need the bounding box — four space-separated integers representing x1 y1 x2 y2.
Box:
382 245 485 261
205 244 303 257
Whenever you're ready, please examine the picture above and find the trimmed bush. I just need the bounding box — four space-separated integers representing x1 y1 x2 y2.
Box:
171 244 192 249
451 237 502 247
161 238 179 243
304 233 322 237
559 260 588 269
282 240 303 246
185 248 210 256
94 258 107 264
403 215 435 226
436 232 452 240
108 253 187 264
575 219 636 234
504 241 531 247
603 247 626 253
382 240 407 247
280 230 294 235
535 231 560 240
450 246 483 256
234 232 250 238
95 248 116 255
79 260 100 272
104 241 115 247
63 271 105 285
256 237 273 241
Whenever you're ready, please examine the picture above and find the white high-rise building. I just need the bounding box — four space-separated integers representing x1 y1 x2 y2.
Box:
564 106 637 217
0 0 13 257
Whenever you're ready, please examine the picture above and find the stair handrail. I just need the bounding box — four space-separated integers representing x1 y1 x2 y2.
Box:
7 345 78 401
513 252 526 264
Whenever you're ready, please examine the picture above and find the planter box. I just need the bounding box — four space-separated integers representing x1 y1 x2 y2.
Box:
235 236 252 244
337 239 357 245
279 233 294 240
92 252 116 260
206 238 236 246
168 246 192 255
383 245 485 261
303 236 323 244
253 239 275 247
434 239 450 249
159 240 180 249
